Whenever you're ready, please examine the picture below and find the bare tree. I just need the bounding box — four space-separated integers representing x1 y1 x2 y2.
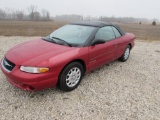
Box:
34 12 41 21
0 6 53 21
4 7 16 20
16 10 24 21
41 9 47 21
0 9 6 20
27 5 37 21
41 9 50 21
46 11 50 21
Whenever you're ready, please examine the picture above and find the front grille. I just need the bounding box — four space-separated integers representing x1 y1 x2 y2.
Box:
2 57 15 72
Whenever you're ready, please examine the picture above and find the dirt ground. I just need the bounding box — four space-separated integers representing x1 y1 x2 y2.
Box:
0 36 160 120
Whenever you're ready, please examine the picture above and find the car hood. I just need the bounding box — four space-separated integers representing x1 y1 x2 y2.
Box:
5 38 76 66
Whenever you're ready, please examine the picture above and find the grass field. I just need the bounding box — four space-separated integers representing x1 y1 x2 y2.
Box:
0 21 67 37
119 23 160 40
0 21 159 40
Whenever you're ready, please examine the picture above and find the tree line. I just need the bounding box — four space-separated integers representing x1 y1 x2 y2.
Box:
0 5 158 23
54 15 157 24
0 5 51 21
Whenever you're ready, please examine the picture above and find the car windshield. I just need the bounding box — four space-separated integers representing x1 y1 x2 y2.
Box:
49 24 96 46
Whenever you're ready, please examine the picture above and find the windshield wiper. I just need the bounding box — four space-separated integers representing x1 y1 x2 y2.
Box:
49 36 57 43
52 37 72 47
42 36 57 44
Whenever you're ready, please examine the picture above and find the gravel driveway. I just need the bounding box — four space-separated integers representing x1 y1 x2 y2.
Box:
0 36 160 120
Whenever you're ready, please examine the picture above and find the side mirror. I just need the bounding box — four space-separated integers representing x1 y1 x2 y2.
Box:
92 39 105 45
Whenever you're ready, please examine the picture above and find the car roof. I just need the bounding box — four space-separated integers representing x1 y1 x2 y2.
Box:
70 21 125 35
70 21 112 27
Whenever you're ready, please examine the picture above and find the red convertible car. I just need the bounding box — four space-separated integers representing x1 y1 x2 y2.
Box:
1 21 135 91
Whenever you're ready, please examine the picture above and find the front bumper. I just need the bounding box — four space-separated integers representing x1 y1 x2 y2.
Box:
1 62 62 91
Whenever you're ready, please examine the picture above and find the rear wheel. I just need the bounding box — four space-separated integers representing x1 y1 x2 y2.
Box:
58 62 84 91
119 45 131 62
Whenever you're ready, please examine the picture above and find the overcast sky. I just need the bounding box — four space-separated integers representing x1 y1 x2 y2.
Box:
0 0 159 19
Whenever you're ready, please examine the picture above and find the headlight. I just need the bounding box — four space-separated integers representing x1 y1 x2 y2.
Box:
20 66 49 73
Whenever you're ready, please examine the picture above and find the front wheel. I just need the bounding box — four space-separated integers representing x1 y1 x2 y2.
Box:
58 62 84 92
119 45 131 62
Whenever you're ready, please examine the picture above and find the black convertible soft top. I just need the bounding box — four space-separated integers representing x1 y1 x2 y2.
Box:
70 21 125 35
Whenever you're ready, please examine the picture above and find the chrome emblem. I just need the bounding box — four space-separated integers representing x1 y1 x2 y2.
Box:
4 60 12 67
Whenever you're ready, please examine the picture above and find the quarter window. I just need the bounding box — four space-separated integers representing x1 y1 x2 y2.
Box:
112 27 121 38
95 26 115 41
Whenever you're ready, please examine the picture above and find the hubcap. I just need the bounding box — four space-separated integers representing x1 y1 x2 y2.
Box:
66 67 81 87
124 48 130 60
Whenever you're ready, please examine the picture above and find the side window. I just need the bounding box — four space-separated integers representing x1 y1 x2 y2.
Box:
95 26 115 41
112 27 121 38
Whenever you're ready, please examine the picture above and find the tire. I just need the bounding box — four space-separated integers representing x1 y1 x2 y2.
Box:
58 62 84 92
119 45 131 62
